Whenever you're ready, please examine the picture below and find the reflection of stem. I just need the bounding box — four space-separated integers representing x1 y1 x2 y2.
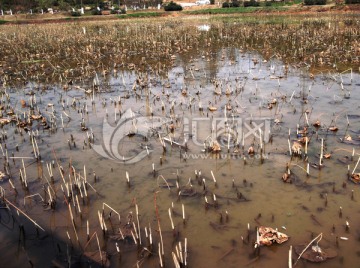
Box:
157 175 171 191
294 233 322 267
102 202 121 223
332 108 347 126
5 197 45 231
352 156 360 174
315 112 324 122
333 148 360 156
289 163 307 174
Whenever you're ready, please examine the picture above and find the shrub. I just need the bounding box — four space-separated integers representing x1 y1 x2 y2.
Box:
244 0 260 6
304 0 327 5
232 0 241 7
70 11 81 16
345 0 360 3
265 0 272 6
222 1 241 7
110 8 126 14
58 1 72 10
164 1 183 11
92 9 102 15
210 0 215 4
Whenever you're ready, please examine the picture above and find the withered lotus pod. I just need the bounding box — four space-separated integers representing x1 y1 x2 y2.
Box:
0 118 11 125
211 141 221 152
258 226 289 246
282 173 291 183
292 142 302 155
349 173 360 184
298 136 310 145
313 120 321 127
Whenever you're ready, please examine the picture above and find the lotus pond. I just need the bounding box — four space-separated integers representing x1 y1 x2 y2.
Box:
0 14 359 268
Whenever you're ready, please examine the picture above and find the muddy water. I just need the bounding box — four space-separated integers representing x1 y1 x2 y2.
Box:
0 16 360 268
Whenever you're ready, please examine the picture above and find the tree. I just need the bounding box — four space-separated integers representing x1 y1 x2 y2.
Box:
36 0 53 9
0 0 116 11
1 0 38 11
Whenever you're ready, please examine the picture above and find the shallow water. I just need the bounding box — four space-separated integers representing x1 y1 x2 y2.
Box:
0 15 360 268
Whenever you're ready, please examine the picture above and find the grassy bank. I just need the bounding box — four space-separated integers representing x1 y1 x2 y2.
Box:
184 6 289 15
118 12 164 19
0 3 359 25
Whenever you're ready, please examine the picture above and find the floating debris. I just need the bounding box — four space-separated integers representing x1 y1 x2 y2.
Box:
0 171 8 182
210 140 221 153
349 173 360 184
257 226 289 246
292 142 302 156
328 126 339 132
313 120 321 128
294 244 337 263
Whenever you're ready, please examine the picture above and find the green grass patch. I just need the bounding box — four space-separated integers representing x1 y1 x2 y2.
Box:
185 0 299 14
266 0 302 6
0 20 8 25
185 7 259 14
261 6 288 11
185 6 288 15
213 13 299 24
118 12 163 19
63 17 80 21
